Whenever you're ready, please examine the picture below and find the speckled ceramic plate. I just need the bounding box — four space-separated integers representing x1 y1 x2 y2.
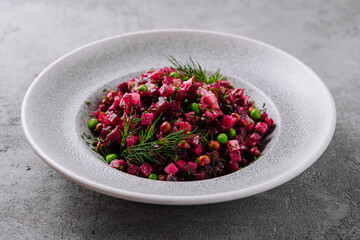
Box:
21 30 336 205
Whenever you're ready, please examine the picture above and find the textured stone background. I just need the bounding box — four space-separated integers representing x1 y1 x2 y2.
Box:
1 0 359 239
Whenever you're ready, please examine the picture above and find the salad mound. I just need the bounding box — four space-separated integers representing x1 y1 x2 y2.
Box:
86 58 274 181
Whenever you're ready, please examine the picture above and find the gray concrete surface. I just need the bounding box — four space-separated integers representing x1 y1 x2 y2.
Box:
1 0 359 239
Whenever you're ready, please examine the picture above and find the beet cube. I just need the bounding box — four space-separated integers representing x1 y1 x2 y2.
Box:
226 140 240 151
110 159 128 172
229 150 243 162
127 164 140 176
118 82 129 94
226 161 239 172
176 159 188 172
187 161 198 173
255 122 268 135
179 122 192 133
140 163 153 177
223 115 237 129
188 135 201 147
126 135 139 147
192 144 204 156
193 172 206 180
164 163 179 175
141 112 154 126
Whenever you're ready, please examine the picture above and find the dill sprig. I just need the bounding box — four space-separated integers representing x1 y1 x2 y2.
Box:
121 128 193 165
167 56 223 83
119 114 142 151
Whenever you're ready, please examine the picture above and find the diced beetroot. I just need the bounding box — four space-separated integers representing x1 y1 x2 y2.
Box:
106 113 121 126
179 122 192 133
236 127 247 143
163 67 174 74
247 123 255 131
93 108 100 116
223 115 237 129
249 147 261 157
141 112 154 126
140 163 153 177
173 78 182 86
108 95 121 111
192 144 204 156
188 135 201 146
203 90 218 104
106 91 117 101
210 101 220 110
248 132 262 142
104 126 122 144
198 103 207 111
214 161 225 176
239 142 249 150
97 112 106 122
99 104 107 112
126 135 139 147
260 111 268 121
99 125 113 139
231 88 244 99
149 68 165 80
176 159 188 172
255 122 268 135
187 161 198 173
110 159 128 171
238 118 247 127
159 84 175 97
120 92 141 108
110 159 121 168
245 139 257 147
127 164 140 176
149 97 170 116
169 101 181 111
184 111 199 123
183 77 193 87
127 79 136 90
226 140 240 151
226 160 239 172
207 151 220 162
242 95 249 105
229 150 243 162
203 110 220 120
175 87 187 101
118 82 129 94
193 171 206 180
265 118 274 127
164 163 179 175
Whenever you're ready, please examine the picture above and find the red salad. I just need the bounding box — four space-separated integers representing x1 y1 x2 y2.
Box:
85 58 274 181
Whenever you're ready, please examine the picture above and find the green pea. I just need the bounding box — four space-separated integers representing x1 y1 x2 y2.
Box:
217 133 228 144
169 72 179 78
228 128 236 138
183 99 189 105
148 173 158 180
190 102 200 114
105 153 118 164
88 118 99 130
250 108 261 120
137 84 148 92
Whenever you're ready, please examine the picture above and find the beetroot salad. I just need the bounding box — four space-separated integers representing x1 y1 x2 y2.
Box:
85 58 274 181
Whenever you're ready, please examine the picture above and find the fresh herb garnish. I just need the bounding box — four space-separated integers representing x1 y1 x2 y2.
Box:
167 56 223 83
85 101 91 106
121 128 193 165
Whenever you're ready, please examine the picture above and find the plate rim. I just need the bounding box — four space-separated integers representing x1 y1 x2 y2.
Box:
21 29 337 205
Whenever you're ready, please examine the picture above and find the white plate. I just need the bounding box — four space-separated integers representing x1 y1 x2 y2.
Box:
21 30 336 205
